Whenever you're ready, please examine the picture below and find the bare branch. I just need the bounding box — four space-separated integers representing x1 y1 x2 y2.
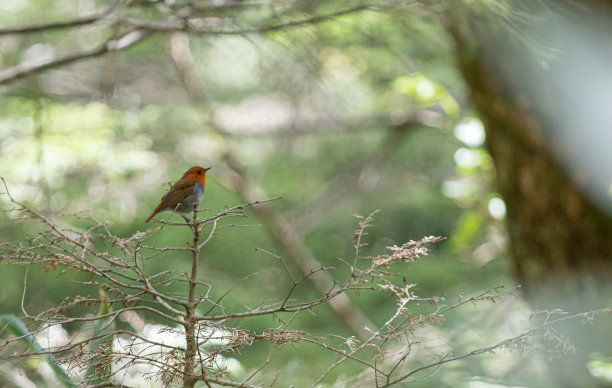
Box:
0 30 150 86
0 6 116 36
125 4 372 35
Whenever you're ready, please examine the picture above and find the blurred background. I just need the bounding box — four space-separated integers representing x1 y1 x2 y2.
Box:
1 0 611 387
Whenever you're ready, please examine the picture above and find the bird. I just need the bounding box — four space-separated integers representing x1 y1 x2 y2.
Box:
145 166 211 223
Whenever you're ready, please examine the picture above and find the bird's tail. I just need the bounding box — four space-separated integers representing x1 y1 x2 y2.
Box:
145 205 161 223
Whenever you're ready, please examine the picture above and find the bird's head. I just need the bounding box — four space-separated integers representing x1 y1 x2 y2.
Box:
183 166 211 184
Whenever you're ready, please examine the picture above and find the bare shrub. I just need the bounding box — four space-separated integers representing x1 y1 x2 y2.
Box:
0 180 609 387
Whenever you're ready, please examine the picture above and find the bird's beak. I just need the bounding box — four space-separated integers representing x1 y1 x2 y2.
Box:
205 167 212 171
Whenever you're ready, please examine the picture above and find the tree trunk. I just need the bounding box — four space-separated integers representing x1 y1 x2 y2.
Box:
446 2 612 386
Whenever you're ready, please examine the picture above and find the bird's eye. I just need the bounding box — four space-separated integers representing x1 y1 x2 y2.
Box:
197 170 202 174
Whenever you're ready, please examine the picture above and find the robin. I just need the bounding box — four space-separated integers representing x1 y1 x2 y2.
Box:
145 166 211 223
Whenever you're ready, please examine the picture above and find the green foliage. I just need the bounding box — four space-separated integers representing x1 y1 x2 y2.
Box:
451 211 484 252
588 353 612 382
392 73 460 116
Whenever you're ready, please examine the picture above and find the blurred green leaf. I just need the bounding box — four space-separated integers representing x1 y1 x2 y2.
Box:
85 290 114 385
450 210 484 252
0 314 76 387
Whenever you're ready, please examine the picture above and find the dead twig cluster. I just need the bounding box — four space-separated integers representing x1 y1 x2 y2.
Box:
0 179 609 387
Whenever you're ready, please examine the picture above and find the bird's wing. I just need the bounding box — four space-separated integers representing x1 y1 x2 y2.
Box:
159 178 195 210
